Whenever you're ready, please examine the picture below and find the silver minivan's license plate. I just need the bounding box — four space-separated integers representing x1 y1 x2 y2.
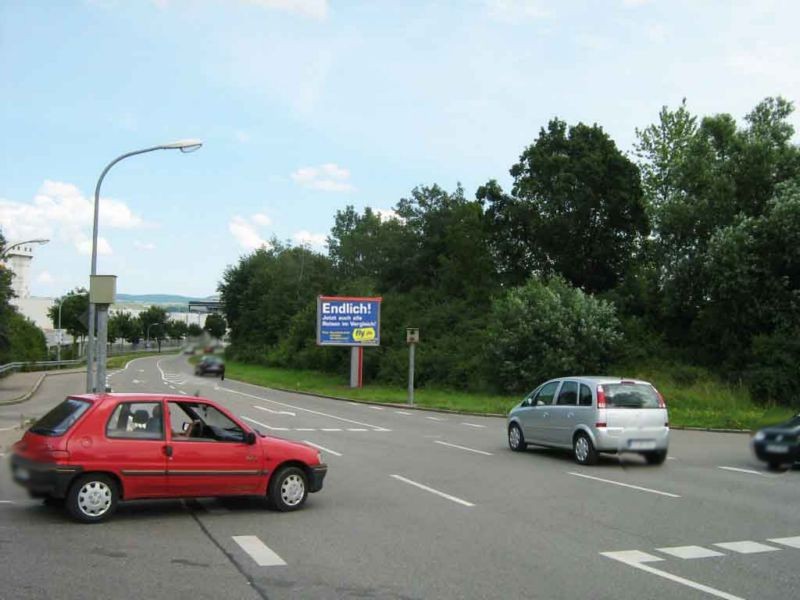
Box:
629 440 656 450
766 444 789 453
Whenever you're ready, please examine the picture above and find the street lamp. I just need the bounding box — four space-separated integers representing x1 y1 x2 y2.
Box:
86 140 203 393
0 238 49 259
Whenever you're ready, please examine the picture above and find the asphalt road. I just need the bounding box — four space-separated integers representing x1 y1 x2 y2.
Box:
1 353 798 600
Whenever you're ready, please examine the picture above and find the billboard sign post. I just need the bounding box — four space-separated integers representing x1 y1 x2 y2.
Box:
317 296 382 388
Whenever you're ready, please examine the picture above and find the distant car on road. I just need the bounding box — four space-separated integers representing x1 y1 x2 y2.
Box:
506 376 670 465
10 393 327 523
752 414 800 470
195 355 225 379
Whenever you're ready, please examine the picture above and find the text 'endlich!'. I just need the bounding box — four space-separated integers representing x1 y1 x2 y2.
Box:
322 302 373 315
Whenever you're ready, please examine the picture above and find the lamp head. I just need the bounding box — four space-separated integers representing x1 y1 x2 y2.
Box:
161 139 203 153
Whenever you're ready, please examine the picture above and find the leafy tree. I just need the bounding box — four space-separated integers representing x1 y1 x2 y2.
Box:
187 323 203 337
0 312 47 363
48 289 89 355
167 319 188 340
203 313 227 339
0 232 16 355
139 306 168 345
487 119 649 293
109 311 142 344
486 276 622 393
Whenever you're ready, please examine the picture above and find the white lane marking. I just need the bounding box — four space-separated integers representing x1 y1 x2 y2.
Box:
169 386 176 390
347 428 367 432
713 541 779 554
395 410 412 415
0 452 6 457
302 440 342 457
253 405 296 417
0 500 14 504
657 546 725 559
769 536 800 549
602 550 663 563
0 426 16 432
224 388 388 431
295 428 316 432
179 391 187 395
232 536 287 567
426 416 445 421
137 369 145 373
667 456 677 460
348 402 360 406
390 474 474 507
601 551 744 600
462 422 486 428
320 428 342 432
434 440 493 456
370 406 384 410
132 379 142 384
568 472 681 498
240 416 283 431
718 466 765 476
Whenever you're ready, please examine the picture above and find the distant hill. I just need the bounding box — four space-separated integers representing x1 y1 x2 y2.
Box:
116 294 218 304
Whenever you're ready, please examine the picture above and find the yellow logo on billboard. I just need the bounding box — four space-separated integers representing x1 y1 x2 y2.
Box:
352 327 376 342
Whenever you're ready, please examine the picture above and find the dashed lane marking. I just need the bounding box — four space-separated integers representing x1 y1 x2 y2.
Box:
391 474 475 507
224 387 389 431
302 440 342 457
253 405 296 417
657 546 725 559
395 410 412 415
462 422 486 428
295 428 316 432
0 500 14 504
713 541 780 554
232 536 287 567
568 472 681 498
369 406 384 410
240 416 289 432
179 391 187 395
320 428 342 432
601 550 744 600
347 428 367 432
426 416 445 422
769 536 800 549
434 440 493 456
718 466 768 476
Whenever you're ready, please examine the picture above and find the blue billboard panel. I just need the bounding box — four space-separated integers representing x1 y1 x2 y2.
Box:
317 296 382 346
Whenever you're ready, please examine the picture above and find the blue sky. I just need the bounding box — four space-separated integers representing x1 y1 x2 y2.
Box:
2 0 799 298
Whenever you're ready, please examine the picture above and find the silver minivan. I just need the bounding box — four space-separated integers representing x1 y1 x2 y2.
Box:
507 376 669 465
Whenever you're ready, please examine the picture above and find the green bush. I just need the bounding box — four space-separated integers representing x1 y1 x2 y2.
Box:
0 311 47 364
745 328 800 408
486 276 622 393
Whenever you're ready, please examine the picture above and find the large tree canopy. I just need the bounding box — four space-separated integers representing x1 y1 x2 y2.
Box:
486 119 649 293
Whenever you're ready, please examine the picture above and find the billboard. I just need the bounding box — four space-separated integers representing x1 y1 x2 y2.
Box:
317 296 382 346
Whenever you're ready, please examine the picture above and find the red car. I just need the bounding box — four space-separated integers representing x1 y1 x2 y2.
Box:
9 393 327 523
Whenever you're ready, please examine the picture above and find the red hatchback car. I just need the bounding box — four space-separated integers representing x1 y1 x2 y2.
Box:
9 393 327 523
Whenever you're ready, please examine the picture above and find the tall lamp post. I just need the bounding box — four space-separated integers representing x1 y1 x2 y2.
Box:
0 238 50 259
146 322 165 350
87 140 202 393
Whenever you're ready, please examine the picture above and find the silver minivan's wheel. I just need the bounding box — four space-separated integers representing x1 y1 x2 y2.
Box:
508 423 526 452
573 433 598 465
644 449 667 465
66 474 119 523
268 466 308 512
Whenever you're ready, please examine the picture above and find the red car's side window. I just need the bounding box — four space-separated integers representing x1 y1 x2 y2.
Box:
106 402 164 440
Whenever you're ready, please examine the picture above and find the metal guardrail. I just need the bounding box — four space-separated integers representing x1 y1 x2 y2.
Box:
0 359 85 377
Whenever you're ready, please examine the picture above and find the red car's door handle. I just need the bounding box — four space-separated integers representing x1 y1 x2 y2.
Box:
163 445 173 458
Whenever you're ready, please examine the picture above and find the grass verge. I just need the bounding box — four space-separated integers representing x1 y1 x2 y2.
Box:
219 358 796 430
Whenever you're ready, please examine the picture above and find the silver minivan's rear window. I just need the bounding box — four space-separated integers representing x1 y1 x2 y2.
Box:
602 383 660 408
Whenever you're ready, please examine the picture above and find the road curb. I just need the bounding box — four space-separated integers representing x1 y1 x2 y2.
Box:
0 372 47 406
670 426 752 434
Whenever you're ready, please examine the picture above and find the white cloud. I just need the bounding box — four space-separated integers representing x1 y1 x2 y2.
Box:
622 0 651 6
134 241 156 251
291 163 355 192
244 0 328 20
229 216 270 250
293 229 327 250
0 180 144 257
234 130 251 143
373 208 402 222
75 235 112 256
487 0 552 21
252 212 272 226
36 271 55 284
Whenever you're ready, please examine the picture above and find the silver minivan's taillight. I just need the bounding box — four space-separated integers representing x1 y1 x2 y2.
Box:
596 385 607 409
